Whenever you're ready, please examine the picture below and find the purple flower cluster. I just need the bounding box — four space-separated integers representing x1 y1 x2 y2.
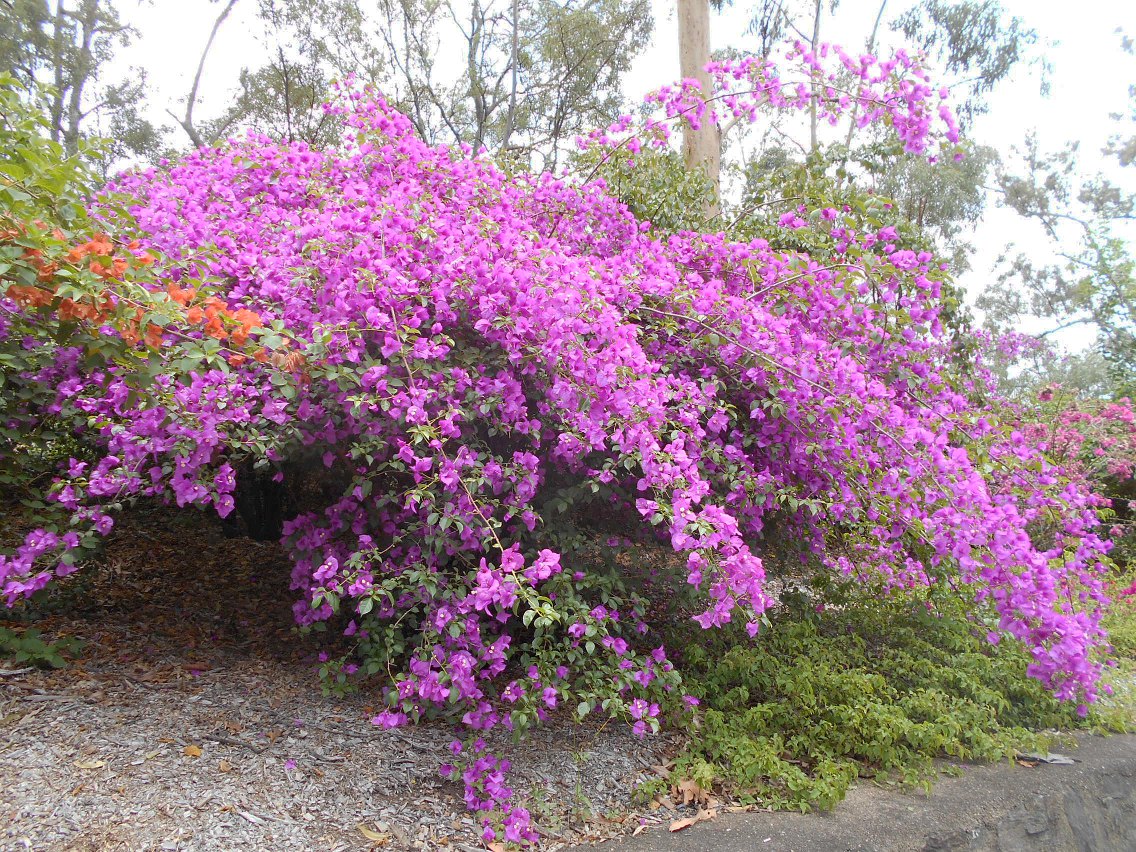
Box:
580 41 960 163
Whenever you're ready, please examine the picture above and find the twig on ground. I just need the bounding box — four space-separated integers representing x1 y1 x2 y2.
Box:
202 733 268 754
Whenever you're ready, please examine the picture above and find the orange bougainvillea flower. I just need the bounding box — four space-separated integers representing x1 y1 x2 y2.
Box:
57 297 98 322
186 306 204 324
166 283 195 305
227 353 247 367
87 234 113 256
204 317 227 340
143 323 163 348
90 256 128 279
232 308 262 328
6 284 53 308
119 322 140 345
278 351 307 373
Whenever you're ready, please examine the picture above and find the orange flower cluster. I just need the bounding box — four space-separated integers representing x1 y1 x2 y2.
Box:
5 231 145 320
3 228 265 361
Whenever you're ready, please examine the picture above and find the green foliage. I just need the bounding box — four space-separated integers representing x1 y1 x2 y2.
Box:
0 76 105 496
667 585 1107 812
0 0 160 162
572 145 715 234
0 625 82 668
869 143 997 273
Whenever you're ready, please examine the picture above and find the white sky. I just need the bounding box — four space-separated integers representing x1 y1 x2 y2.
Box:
121 0 1134 348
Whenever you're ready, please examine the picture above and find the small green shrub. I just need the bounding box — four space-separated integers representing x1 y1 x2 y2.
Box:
0 625 82 668
668 586 1111 812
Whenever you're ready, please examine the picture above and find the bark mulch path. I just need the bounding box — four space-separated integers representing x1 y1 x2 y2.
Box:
0 506 692 851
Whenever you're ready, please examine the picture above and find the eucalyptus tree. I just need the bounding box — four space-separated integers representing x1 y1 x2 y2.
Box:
0 0 161 161
184 0 653 166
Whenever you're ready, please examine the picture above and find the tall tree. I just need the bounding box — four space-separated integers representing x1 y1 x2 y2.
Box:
840 1 1036 271
170 0 237 149
975 34 1134 396
0 0 160 161
194 0 652 165
979 131 1135 394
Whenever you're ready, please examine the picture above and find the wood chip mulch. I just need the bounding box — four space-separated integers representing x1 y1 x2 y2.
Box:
0 505 697 851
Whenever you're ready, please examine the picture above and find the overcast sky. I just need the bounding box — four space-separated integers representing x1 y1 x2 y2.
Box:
123 0 1134 347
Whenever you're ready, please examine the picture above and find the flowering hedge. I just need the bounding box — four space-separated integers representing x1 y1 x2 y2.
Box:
1023 387 1136 572
0 46 1117 842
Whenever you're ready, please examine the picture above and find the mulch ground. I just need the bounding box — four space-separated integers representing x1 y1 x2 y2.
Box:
0 504 693 851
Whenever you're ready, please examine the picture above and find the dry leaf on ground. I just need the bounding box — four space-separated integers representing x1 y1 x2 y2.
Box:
357 823 390 843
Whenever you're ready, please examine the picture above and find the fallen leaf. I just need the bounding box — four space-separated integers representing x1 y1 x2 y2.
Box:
183 744 202 758
669 817 697 833
675 778 706 806
486 843 505 852
144 750 160 760
357 824 390 844
73 759 106 770
632 824 647 836
218 759 233 773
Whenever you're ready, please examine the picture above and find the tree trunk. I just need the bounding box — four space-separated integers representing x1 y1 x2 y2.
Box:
677 0 719 219
500 0 519 151
49 0 67 145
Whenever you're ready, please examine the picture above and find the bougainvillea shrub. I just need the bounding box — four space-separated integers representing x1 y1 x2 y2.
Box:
1023 387 1136 572
0 46 1117 841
